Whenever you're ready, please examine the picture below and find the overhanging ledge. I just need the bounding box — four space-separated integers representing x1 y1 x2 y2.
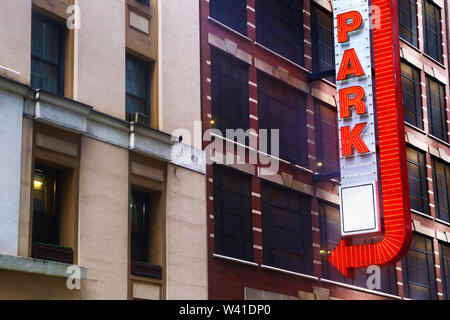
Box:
0 254 87 280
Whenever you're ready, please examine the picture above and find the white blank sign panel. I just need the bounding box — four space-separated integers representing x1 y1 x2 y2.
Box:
340 184 378 235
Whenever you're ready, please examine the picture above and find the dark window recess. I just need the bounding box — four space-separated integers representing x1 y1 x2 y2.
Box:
398 0 418 47
126 55 151 127
426 77 447 142
318 202 398 295
311 4 335 82
402 235 437 300
213 165 253 262
130 190 162 279
314 102 339 173
440 243 450 300
423 0 443 62
210 0 247 35
136 0 149 6
407 147 429 214
261 181 313 275
432 158 450 223
211 48 250 139
258 72 308 166
256 0 304 65
31 14 65 95
32 167 73 264
401 62 423 129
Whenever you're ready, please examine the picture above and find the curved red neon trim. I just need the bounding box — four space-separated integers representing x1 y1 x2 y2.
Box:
329 0 413 278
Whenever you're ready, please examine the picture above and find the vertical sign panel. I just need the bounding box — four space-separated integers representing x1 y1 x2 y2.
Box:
334 0 381 236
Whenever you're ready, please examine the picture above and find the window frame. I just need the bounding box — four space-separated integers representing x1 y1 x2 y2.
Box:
261 180 314 275
126 53 151 118
255 0 304 65
432 158 450 223
311 4 335 79
314 101 339 173
407 147 430 214
31 12 66 96
213 164 254 262
440 242 450 300
423 0 443 63
398 0 419 47
426 76 448 142
401 62 423 129
130 189 152 264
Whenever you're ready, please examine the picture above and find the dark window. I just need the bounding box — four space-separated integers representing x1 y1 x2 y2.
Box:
311 4 335 82
261 181 313 275
432 158 450 223
426 77 447 142
126 55 150 120
256 0 304 65
398 0 418 47
213 165 253 261
130 190 151 263
211 48 250 136
423 0 443 63
210 0 247 35
136 0 149 6
401 62 423 129
319 202 398 295
440 242 450 300
402 235 437 299
407 147 429 214
314 101 339 173
258 73 308 166
31 14 65 95
32 167 61 246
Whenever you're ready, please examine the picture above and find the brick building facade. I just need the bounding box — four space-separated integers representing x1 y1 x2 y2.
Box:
200 0 450 300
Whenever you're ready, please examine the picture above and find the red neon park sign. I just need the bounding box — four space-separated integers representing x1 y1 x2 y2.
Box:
330 0 412 277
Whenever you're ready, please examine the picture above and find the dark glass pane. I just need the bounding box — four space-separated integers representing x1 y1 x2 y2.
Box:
126 55 150 116
314 102 339 173
440 243 450 300
210 0 247 35
423 1 442 62
427 77 447 142
407 148 429 214
401 62 423 128
130 190 151 263
398 0 418 47
311 5 335 82
433 159 450 222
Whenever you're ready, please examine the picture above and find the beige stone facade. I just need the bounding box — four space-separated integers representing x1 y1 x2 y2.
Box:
0 0 206 300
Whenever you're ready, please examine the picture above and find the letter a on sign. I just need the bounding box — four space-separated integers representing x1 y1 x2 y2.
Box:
329 0 412 278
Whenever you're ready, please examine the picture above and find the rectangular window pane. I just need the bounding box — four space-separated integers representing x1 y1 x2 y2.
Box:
126 55 150 117
440 243 450 300
130 190 151 263
213 165 253 261
398 0 418 47
432 158 450 223
402 235 437 299
210 0 247 35
256 0 304 65
261 181 313 275
31 15 64 95
311 4 335 82
407 148 429 214
401 62 423 129
423 0 443 63
318 202 398 295
258 72 308 166
426 77 447 142
314 102 339 173
211 48 250 136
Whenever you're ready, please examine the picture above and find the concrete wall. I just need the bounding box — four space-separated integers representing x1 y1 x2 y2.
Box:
76 0 126 120
0 1 31 84
0 90 24 256
165 164 207 299
159 0 202 147
78 137 129 299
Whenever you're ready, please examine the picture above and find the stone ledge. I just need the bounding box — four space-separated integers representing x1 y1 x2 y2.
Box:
0 254 87 280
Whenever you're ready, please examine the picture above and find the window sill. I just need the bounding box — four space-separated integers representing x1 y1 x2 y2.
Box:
320 78 336 88
422 53 446 70
254 42 309 74
411 209 433 220
207 17 252 42
212 254 259 267
320 278 402 300
261 264 319 281
428 134 450 148
435 218 450 227
404 121 426 135
0 254 87 279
